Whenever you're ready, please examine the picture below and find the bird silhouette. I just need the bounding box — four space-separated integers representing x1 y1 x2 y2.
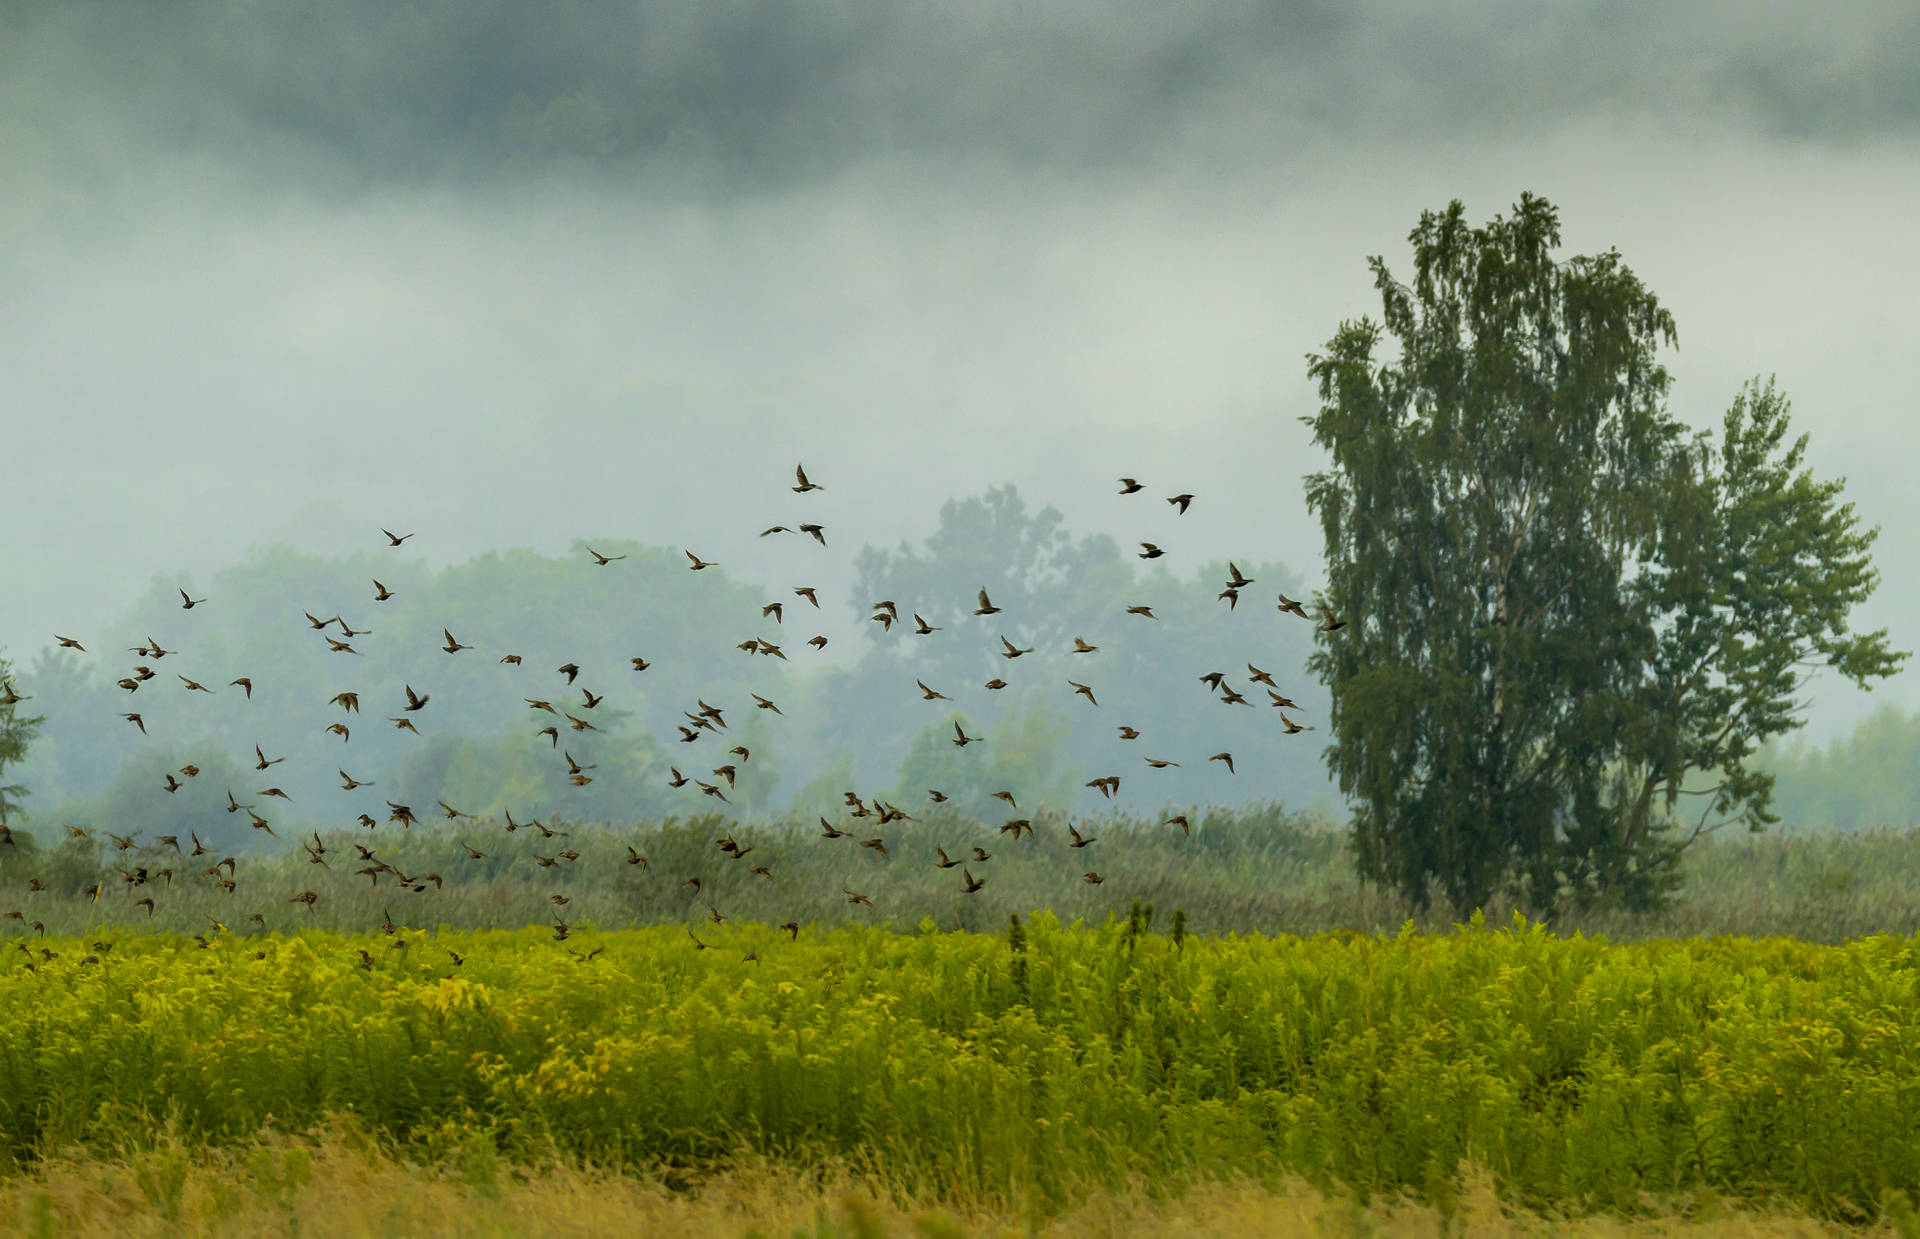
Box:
1167 493 1194 514
793 464 823 493
587 547 626 565
179 589 206 609
1118 478 1143 494
382 529 413 546
1277 593 1309 618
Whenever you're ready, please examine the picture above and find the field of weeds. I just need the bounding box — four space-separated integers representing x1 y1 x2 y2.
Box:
2 913 1919 1232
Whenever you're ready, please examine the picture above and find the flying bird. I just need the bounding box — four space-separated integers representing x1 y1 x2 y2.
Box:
1277 593 1309 619
793 464 823 493
794 587 820 608
586 547 626 565
255 745 285 770
403 685 429 711
685 550 716 570
999 636 1033 659
382 529 413 546
1118 478 1143 494
179 589 206 609
1069 680 1098 706
122 712 146 734
230 677 253 698
54 635 85 651
331 692 359 713
917 680 950 701
441 629 471 654
373 580 395 601
1319 608 1347 632
1138 543 1165 559
974 588 1000 616
1167 493 1194 514
1209 752 1236 774
952 720 979 747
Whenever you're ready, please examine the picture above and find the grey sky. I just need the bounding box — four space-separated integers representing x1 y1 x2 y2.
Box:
4 1 1917 746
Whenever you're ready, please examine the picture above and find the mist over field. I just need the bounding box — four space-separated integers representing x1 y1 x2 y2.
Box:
4 1 1918 835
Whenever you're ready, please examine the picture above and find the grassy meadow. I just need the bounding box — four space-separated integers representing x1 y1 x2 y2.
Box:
7 804 1920 943
8 807 1920 1235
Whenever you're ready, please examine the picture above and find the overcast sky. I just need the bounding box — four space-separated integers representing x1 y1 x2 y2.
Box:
4 1 1917 746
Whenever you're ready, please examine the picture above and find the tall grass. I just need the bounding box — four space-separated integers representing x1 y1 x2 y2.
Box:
6 804 1920 943
2 916 1919 1221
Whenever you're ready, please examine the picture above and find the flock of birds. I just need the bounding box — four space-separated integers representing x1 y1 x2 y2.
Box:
0 466 1343 965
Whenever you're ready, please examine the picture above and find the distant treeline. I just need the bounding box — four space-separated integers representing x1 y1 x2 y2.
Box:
1759 703 1920 832
6 486 1335 850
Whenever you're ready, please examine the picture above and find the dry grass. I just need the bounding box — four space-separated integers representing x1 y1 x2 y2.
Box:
2 1130 1910 1239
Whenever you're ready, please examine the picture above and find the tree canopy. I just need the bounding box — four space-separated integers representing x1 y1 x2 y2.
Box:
1303 193 1904 917
0 652 45 828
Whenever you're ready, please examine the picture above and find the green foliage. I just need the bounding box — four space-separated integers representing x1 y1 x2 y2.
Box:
1759 704 1920 831
1303 194 1904 920
3 919 1920 1222
0 653 46 829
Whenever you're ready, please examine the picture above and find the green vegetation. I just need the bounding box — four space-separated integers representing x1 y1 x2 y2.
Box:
13 805 1920 945
3 916 1919 1225
1303 194 1902 920
0 652 45 831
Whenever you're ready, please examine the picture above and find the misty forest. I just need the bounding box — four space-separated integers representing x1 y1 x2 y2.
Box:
5 4 1920 1238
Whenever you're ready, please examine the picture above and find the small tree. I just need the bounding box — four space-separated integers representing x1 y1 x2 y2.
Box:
0 653 46 829
1303 195 1904 919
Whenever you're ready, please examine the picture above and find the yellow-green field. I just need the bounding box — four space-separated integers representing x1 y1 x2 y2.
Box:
3 915 1919 1233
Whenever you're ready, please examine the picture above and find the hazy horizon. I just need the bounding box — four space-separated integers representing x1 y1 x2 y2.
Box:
7 1 1917 752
